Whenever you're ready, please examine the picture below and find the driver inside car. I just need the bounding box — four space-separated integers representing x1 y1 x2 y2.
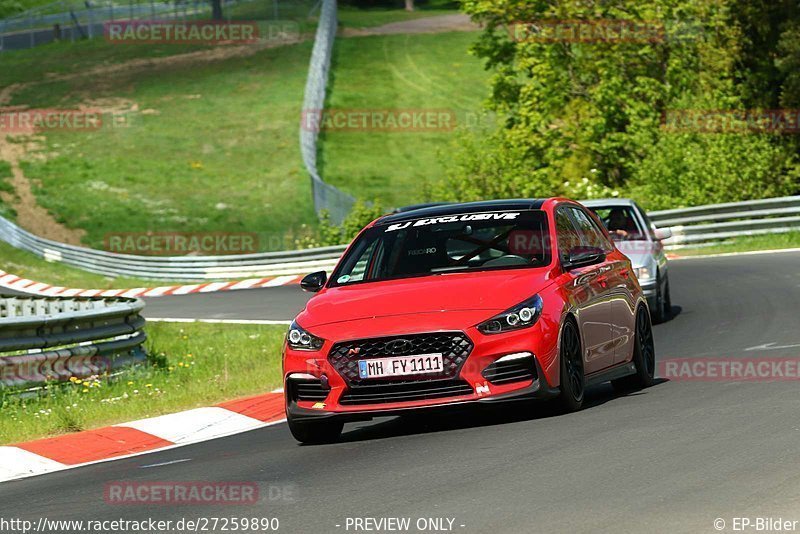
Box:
606 208 636 239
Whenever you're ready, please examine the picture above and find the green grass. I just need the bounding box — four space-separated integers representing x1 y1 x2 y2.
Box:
670 231 800 257
319 31 489 207
0 161 15 221
0 0 52 18
0 321 286 444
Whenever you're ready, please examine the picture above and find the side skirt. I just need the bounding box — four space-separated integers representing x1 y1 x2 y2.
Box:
585 361 636 387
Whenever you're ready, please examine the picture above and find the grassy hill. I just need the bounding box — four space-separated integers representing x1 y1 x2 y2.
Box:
0 2 485 254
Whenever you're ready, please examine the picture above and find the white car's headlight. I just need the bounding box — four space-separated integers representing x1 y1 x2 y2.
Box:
634 266 653 281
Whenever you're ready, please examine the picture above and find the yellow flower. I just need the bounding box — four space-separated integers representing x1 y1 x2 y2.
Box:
127 381 134 386
82 388 89 393
145 384 153 388
168 366 175 371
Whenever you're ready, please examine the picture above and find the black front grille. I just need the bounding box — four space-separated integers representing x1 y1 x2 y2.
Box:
288 378 329 402
481 356 537 385
339 379 473 405
329 332 473 385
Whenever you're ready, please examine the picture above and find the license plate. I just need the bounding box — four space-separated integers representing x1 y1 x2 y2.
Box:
358 353 444 379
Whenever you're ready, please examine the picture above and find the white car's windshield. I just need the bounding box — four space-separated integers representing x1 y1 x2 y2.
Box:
589 206 648 241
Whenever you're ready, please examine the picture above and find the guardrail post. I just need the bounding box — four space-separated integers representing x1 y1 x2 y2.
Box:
29 14 35 47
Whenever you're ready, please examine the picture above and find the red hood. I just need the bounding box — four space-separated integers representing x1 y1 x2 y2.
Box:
297 268 557 328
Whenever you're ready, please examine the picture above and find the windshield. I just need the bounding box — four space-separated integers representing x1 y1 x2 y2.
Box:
588 206 648 241
331 210 551 286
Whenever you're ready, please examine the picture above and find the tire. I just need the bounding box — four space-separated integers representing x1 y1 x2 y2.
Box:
612 305 656 391
556 319 584 412
662 278 672 319
287 416 343 444
652 274 665 323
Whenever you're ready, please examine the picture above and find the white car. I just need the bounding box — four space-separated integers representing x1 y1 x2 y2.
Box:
581 199 673 322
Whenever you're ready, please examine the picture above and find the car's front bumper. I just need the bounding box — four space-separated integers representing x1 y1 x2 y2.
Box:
286 356 560 423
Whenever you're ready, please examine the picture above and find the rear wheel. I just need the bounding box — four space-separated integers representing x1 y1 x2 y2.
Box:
612 305 656 391
556 319 584 412
287 416 343 444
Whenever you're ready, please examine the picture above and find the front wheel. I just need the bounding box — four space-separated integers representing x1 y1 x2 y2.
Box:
652 274 672 323
556 319 584 412
612 305 656 391
662 278 672 319
287 416 343 444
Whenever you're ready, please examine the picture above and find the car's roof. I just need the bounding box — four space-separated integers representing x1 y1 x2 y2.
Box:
579 198 637 208
391 202 453 214
379 199 548 224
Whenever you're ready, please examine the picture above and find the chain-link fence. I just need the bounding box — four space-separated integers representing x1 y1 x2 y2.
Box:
0 0 304 52
299 0 355 224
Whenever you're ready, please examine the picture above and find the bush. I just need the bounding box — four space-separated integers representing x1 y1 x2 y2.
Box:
629 133 800 209
295 200 386 248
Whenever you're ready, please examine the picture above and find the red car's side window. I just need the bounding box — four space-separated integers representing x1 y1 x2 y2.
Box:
569 207 614 253
555 208 581 262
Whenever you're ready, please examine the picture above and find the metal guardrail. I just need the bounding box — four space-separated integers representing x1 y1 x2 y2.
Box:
0 214 346 280
649 195 800 247
1 196 799 282
299 0 355 224
0 296 147 388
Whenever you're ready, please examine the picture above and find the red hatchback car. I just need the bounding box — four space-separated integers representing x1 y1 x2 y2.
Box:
283 199 656 443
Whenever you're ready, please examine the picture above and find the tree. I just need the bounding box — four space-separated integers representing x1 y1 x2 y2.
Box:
405 0 414 12
440 0 800 207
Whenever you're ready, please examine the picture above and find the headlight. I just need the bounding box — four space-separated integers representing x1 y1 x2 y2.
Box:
286 320 325 351
634 266 653 281
477 294 543 335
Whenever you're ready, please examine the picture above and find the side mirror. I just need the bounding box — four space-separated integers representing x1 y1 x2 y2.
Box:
654 227 672 241
300 271 327 293
563 246 606 270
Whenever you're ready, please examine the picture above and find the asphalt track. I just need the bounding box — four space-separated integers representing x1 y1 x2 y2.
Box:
142 285 306 321
2 251 800 534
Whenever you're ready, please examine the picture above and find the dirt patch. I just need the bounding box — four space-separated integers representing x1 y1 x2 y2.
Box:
0 134 86 244
45 34 307 85
0 99 139 244
340 13 480 37
0 84 24 107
